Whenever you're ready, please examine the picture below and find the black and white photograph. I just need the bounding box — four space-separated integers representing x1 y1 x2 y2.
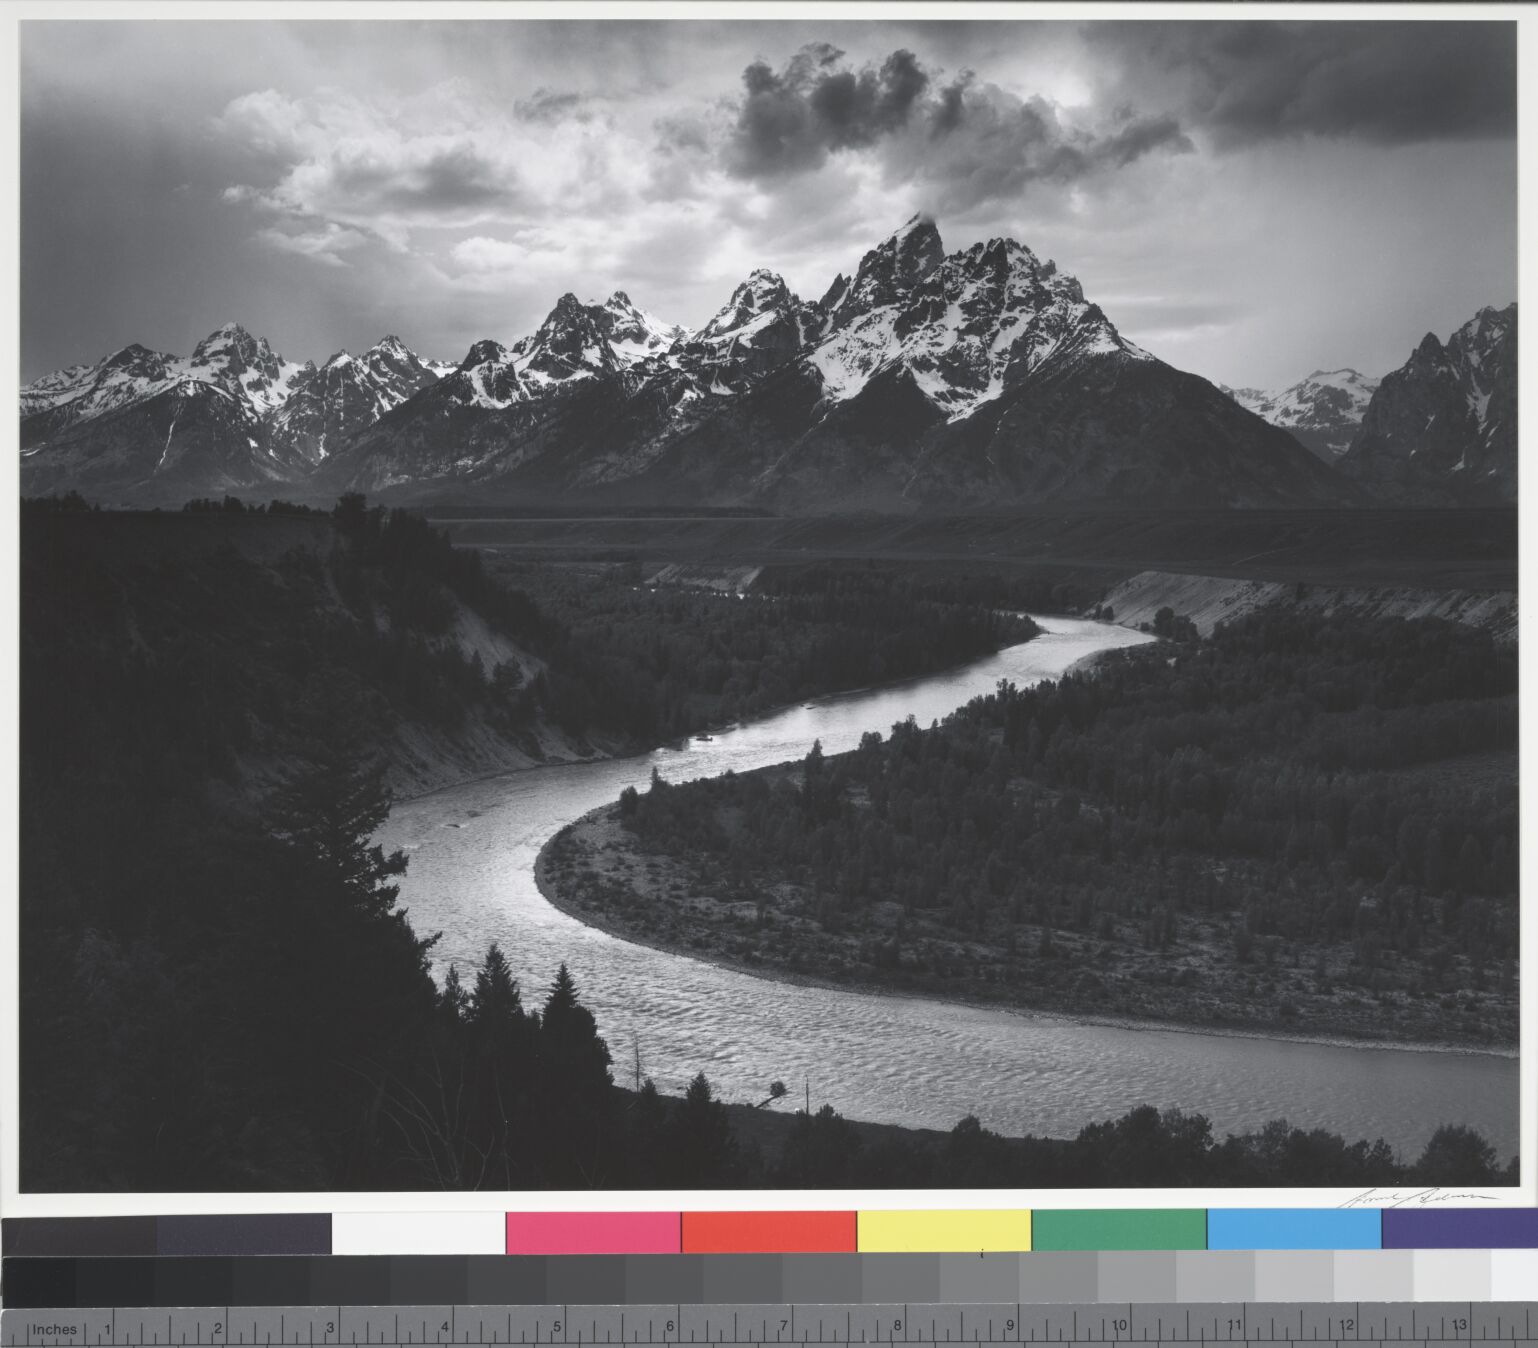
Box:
8 8 1526 1196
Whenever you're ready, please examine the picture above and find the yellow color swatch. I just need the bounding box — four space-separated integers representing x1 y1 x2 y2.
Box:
858 1208 1032 1252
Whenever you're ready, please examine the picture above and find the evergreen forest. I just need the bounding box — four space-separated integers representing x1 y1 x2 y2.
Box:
564 609 1518 1047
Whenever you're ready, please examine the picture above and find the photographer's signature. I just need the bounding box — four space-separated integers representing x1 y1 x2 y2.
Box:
1340 1187 1500 1208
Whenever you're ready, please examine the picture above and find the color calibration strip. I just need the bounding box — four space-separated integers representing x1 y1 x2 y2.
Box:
6 1209 1538 1258
3 1210 1537 1309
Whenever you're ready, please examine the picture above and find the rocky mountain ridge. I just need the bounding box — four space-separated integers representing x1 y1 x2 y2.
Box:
1339 304 1516 503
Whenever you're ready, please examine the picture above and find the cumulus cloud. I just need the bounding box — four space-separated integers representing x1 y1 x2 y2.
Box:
723 44 1192 209
727 44 932 176
212 81 662 267
450 235 530 274
1085 21 1515 149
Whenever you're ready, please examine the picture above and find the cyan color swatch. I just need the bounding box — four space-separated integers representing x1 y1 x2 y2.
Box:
1207 1209 1381 1250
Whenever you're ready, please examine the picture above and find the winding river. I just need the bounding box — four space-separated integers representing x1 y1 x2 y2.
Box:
378 617 1519 1161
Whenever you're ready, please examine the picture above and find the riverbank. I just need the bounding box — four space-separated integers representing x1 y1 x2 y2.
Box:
390 612 1081 804
536 788 1515 1056
375 571 1045 803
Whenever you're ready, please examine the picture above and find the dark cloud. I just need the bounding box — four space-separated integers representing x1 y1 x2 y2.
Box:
725 44 1192 207
728 44 931 176
1095 112 1189 168
404 144 513 210
899 81 1192 211
930 72 972 137
1086 21 1515 148
322 142 515 215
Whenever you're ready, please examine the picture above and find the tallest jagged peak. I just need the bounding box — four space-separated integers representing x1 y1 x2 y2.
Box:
877 213 944 279
193 321 253 353
827 215 945 330
894 212 940 245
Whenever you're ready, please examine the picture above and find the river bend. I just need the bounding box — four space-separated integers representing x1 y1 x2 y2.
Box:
377 617 1517 1160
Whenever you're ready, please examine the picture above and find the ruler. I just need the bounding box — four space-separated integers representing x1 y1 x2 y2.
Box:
3 1305 1536 1348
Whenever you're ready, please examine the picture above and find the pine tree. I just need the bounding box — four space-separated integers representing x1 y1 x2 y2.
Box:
540 964 612 1086
530 964 614 1186
544 961 579 1021
456 943 540 1189
470 944 525 1034
266 748 409 922
249 744 438 1183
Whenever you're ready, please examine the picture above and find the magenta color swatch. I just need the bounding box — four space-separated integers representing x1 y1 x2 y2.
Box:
504 1211 680 1254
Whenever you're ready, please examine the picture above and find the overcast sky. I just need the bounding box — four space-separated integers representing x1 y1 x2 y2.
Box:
19 15 1517 389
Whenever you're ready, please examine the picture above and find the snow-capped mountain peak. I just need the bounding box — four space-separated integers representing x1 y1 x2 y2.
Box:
361 334 443 388
807 217 1143 420
595 291 690 365
373 334 413 359
698 270 798 344
19 343 182 427
20 324 312 453
663 269 822 394
460 339 512 371
185 322 307 414
511 293 621 385
102 343 173 376
1443 302 1515 438
1340 301 1515 500
1222 367 1379 460
18 362 96 420
188 322 263 373
190 321 250 353
264 333 458 461
825 213 945 330
1451 305 1514 359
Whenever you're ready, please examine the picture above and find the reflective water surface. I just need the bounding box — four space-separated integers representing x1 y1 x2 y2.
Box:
379 617 1518 1160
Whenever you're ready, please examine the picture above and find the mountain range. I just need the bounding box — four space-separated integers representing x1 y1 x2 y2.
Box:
18 218 1516 510
20 325 454 501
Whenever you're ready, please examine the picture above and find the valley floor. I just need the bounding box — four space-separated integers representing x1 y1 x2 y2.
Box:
438 505 1518 593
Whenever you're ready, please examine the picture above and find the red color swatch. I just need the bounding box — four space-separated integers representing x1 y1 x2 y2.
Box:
681 1210 858 1253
